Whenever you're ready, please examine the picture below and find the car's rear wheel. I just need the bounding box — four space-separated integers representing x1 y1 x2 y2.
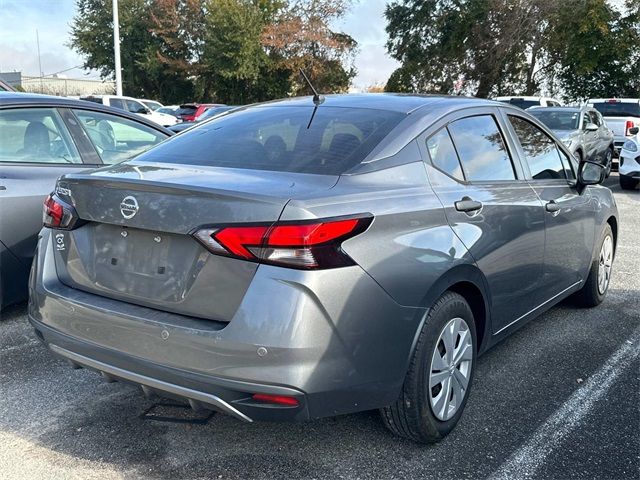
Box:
620 174 638 190
381 291 476 443
573 223 614 307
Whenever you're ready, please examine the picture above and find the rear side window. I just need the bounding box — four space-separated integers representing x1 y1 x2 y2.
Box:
176 105 197 116
591 101 640 117
0 107 82 164
426 128 464 181
447 115 515 181
110 98 126 110
508 116 568 180
134 106 404 175
73 109 166 164
504 98 539 110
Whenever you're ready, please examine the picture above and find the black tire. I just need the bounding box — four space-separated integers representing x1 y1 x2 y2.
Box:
620 174 638 190
604 148 613 178
573 223 614 307
380 291 477 443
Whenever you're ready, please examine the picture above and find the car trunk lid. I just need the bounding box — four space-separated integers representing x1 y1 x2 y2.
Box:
52 162 338 321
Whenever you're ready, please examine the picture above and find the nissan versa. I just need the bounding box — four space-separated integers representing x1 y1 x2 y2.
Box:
29 95 618 443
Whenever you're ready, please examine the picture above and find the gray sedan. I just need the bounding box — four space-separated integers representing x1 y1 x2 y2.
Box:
29 94 617 443
0 93 171 309
528 106 614 174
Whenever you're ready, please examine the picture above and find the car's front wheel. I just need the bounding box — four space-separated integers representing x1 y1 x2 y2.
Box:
381 291 476 443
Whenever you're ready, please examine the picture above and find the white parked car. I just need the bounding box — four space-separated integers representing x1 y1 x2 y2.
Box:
80 95 178 127
495 96 563 109
587 98 640 157
618 126 640 190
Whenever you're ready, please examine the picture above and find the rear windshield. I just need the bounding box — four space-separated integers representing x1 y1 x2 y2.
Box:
135 106 405 175
591 101 640 118
500 98 539 110
176 105 197 115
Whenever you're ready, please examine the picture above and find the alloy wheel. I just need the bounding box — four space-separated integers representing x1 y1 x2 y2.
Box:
428 317 473 421
597 235 613 295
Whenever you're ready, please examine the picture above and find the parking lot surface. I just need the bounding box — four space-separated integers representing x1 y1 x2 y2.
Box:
1 175 638 480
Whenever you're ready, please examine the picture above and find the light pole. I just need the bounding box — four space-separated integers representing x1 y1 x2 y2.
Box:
113 0 123 95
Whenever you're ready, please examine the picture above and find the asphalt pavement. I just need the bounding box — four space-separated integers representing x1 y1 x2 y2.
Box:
0 174 638 480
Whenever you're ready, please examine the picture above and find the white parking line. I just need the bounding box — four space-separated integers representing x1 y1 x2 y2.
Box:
488 327 640 480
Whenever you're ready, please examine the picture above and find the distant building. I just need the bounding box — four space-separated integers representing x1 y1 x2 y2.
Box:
0 71 115 96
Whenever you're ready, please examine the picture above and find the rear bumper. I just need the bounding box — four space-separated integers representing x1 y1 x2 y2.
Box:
30 228 424 422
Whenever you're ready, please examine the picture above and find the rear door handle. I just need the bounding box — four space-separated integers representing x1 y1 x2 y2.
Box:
545 201 561 213
455 197 483 213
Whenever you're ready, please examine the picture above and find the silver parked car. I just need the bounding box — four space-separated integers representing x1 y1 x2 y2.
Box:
29 95 618 443
528 106 615 174
0 92 171 309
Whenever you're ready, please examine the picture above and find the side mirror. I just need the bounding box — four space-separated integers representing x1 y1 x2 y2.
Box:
578 160 605 186
629 126 639 135
585 124 598 131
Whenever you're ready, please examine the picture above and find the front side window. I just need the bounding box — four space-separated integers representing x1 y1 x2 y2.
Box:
0 107 81 164
588 111 601 126
73 109 166 164
426 127 464 181
508 115 567 180
133 106 405 175
447 115 515 181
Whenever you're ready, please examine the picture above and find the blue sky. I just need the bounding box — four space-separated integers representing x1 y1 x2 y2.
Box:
0 0 399 90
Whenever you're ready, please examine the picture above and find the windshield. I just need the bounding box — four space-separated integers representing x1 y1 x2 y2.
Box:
135 105 405 175
591 101 640 118
143 101 161 111
529 110 580 130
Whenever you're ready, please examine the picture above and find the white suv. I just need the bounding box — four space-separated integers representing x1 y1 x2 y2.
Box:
618 126 640 190
81 95 178 127
495 96 563 109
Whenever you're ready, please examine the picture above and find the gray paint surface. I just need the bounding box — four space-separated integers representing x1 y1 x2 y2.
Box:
28 94 619 422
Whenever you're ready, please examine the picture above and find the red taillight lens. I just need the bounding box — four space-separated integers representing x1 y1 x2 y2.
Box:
43 194 79 229
625 120 636 136
252 393 299 407
43 195 64 227
193 215 372 269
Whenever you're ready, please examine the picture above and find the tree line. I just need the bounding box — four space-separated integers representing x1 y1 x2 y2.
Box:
70 0 356 104
71 0 639 104
385 0 640 101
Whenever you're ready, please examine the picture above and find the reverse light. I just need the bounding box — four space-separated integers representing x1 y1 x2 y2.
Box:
193 215 372 269
43 194 79 229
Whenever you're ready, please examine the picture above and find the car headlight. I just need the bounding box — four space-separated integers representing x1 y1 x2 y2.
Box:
623 140 638 152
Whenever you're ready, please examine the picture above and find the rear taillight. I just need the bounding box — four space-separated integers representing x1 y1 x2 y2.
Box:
625 120 636 136
193 215 372 269
43 194 80 229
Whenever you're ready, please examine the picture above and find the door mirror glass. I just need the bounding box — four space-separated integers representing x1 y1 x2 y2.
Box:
578 161 605 186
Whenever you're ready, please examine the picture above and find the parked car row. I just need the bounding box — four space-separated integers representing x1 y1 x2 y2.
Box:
497 96 640 189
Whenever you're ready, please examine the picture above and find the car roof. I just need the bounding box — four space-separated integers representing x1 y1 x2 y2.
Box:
0 92 172 134
252 93 498 114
